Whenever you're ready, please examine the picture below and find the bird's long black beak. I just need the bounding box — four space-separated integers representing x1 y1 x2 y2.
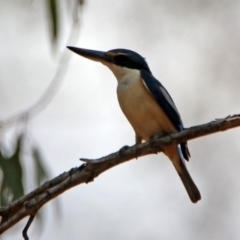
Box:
67 46 112 63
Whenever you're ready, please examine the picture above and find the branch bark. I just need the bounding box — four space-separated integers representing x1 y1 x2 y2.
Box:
0 114 240 235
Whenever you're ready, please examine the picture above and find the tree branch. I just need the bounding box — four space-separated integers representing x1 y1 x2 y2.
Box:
0 114 240 236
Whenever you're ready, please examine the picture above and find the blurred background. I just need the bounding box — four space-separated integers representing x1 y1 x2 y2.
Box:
1 0 240 239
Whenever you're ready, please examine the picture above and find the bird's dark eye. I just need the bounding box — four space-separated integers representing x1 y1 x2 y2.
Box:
114 54 129 63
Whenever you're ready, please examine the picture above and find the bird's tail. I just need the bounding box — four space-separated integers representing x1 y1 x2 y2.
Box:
165 145 201 203
175 160 201 203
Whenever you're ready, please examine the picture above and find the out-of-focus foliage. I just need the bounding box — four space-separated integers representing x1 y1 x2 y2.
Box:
0 0 84 207
0 134 50 207
0 135 24 206
47 0 59 45
33 146 49 187
46 0 84 47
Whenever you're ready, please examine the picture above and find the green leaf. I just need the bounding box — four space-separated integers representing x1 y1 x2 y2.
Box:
32 147 49 186
47 0 59 44
0 136 24 206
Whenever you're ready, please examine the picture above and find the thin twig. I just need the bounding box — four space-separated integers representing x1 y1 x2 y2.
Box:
22 213 36 240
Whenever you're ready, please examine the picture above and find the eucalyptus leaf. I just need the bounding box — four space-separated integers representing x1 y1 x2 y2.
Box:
32 147 49 186
0 135 24 206
47 0 59 44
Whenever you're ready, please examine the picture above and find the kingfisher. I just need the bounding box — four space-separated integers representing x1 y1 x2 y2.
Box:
67 46 201 203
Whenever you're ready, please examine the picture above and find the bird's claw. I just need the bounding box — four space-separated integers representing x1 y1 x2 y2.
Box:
119 145 129 157
149 133 167 154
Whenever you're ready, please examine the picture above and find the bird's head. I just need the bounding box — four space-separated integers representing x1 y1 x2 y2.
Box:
67 47 151 75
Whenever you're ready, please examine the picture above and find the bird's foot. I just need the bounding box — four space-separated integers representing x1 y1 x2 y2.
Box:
119 145 129 158
150 132 167 154
156 132 168 139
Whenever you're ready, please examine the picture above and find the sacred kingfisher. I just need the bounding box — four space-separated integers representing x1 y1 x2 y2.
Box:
67 46 201 203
